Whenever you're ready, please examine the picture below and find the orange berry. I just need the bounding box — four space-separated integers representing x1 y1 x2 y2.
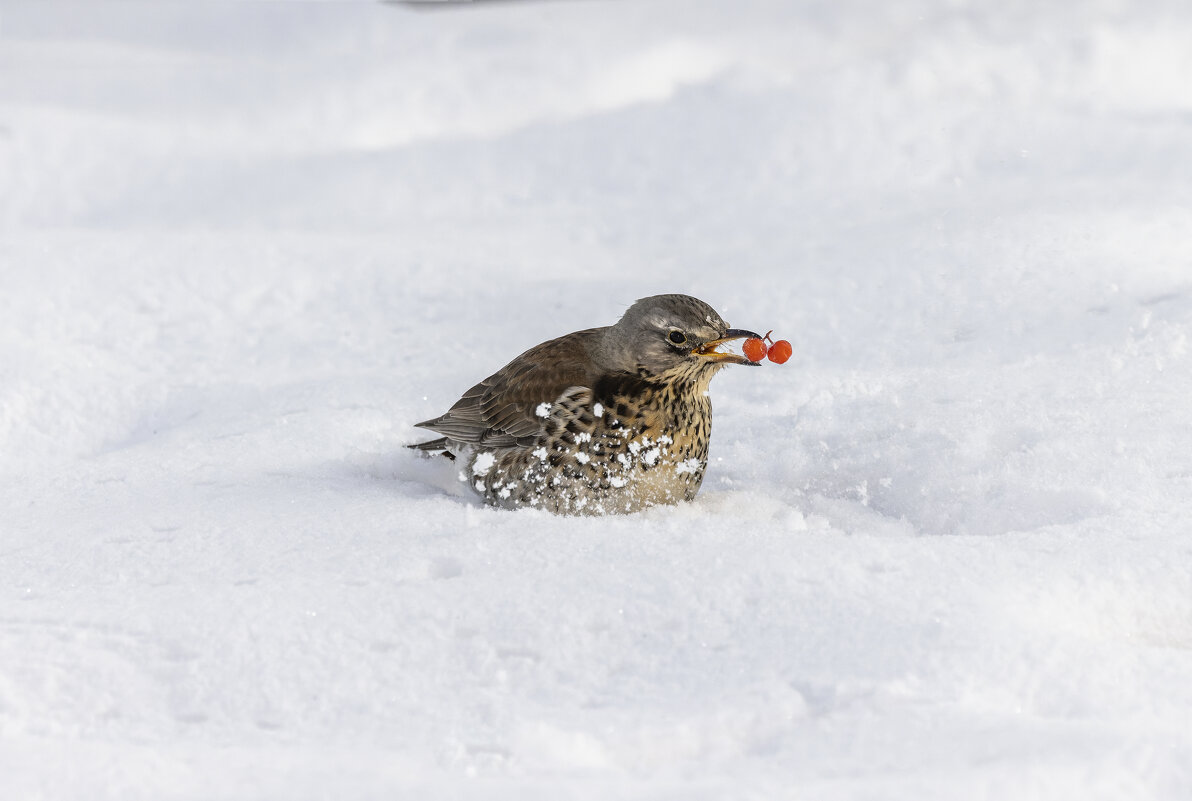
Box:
742 337 768 362
766 339 792 364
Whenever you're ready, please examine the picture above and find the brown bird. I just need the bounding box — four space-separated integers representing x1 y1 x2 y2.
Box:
410 294 763 515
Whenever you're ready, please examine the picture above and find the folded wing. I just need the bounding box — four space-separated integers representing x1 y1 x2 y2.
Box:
415 327 605 449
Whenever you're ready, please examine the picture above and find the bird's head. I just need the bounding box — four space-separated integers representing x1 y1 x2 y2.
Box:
597 294 764 379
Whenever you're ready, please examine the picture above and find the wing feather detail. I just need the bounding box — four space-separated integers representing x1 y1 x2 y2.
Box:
415 327 605 448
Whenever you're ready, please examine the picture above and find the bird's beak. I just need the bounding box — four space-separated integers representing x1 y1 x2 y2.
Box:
693 328 765 365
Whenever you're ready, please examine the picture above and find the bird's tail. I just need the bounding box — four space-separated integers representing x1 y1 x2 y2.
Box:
407 437 457 460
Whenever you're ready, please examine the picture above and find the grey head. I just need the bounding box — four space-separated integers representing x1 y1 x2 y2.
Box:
593 294 763 377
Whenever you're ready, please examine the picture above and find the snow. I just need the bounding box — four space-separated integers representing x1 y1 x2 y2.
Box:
471 452 495 476
3 1 1192 798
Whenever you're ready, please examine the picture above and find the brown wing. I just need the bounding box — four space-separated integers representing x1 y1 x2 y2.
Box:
415 327 605 449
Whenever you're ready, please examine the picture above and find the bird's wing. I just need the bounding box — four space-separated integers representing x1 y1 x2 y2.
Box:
416 327 605 448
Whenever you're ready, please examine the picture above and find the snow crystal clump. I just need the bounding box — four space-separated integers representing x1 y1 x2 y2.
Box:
471 452 495 476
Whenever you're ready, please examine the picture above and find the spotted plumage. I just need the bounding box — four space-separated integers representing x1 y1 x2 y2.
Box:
410 294 762 515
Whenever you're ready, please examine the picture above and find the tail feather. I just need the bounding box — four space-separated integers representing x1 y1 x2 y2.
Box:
407 437 456 460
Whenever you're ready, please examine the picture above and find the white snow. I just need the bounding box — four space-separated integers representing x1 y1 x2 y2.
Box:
471 451 495 476
3 1 1192 799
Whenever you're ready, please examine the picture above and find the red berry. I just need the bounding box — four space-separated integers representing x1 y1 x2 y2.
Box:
767 340 792 364
742 337 768 362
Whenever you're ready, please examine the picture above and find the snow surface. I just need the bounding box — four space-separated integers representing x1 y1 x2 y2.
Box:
4 1 1192 798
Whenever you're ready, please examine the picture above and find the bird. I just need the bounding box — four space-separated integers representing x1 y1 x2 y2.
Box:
410 294 763 515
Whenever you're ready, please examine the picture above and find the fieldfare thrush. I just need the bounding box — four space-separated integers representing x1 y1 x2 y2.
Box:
410 293 763 515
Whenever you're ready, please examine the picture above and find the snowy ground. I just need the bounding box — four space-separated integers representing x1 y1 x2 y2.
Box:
3 1 1192 798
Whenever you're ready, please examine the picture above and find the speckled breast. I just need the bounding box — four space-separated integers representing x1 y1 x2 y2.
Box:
467 372 716 515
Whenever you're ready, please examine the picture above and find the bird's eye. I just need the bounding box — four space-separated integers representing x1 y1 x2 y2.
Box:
668 330 687 345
